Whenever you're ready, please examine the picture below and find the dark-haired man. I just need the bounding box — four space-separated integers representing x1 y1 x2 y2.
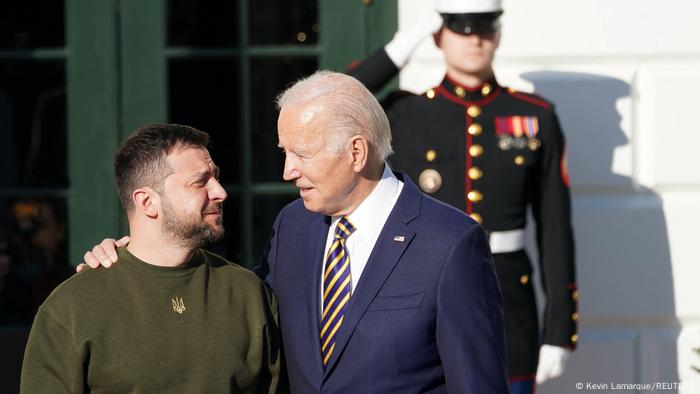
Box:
21 124 282 393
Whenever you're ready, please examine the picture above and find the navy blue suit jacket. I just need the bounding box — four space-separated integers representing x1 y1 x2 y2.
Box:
258 173 508 393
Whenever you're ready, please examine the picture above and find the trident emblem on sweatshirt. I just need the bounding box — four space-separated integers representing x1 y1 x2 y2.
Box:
172 297 186 314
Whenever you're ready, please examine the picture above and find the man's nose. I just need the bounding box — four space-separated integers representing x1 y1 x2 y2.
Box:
464 32 483 43
209 178 228 202
282 156 301 181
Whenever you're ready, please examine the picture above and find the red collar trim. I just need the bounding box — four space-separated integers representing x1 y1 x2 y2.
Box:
443 74 499 93
437 84 502 107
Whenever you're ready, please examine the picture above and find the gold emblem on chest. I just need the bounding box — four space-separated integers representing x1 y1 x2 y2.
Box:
172 297 186 314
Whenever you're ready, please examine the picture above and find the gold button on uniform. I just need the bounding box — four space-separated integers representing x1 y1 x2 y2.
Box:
572 290 578 301
467 123 482 136
514 155 525 165
467 190 483 202
418 169 442 193
572 312 579 321
426 149 437 162
362 0 373 6
469 213 483 223
571 334 578 344
520 275 529 285
481 84 492 96
467 105 481 117
426 89 436 99
469 144 484 157
468 167 483 180
455 86 465 97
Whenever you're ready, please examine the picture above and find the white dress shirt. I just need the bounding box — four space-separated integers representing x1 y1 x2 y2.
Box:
321 163 404 310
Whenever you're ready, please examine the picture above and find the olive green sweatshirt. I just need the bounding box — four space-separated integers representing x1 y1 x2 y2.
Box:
21 247 283 393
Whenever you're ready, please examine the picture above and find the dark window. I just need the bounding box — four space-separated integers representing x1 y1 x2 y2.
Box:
249 0 319 45
0 1 65 48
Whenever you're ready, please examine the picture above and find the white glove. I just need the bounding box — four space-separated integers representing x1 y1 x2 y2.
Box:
384 11 443 68
535 344 571 384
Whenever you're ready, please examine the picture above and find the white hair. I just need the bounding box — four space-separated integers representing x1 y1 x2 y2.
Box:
276 70 393 162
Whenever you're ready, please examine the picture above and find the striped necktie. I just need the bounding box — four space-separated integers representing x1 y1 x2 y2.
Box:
320 216 356 367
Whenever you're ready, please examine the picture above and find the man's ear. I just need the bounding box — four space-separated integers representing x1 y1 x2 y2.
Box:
349 135 370 173
132 187 159 219
433 28 444 49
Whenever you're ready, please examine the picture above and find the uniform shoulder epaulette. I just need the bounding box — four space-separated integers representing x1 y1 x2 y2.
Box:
505 87 553 110
383 86 437 99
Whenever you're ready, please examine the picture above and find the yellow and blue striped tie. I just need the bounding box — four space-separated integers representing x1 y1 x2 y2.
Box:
320 216 356 367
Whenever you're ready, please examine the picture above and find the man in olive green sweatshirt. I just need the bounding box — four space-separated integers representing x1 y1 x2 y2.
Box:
21 123 283 393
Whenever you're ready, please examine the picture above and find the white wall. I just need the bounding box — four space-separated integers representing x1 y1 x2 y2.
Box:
397 1 700 392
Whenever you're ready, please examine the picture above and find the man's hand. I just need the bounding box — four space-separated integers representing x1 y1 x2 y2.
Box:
535 344 571 384
385 11 443 68
76 236 131 272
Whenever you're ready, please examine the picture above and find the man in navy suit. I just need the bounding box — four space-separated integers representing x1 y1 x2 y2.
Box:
81 71 507 393
259 71 507 393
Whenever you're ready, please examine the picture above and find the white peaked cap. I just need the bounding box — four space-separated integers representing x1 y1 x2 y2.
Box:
435 0 503 14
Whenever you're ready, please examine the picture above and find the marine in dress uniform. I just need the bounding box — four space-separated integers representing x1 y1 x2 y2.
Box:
349 1 578 392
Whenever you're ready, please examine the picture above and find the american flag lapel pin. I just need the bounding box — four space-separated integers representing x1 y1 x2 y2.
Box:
393 235 405 242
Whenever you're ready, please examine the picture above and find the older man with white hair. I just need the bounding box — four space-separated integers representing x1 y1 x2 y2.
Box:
259 70 507 393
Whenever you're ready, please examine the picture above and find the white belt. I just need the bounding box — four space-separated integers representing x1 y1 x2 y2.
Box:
489 229 526 254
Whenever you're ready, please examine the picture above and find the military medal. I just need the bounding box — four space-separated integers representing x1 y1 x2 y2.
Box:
419 169 442 193
498 135 513 150
528 137 541 151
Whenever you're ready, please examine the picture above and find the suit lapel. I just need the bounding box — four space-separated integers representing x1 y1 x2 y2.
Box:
303 214 329 385
322 182 419 376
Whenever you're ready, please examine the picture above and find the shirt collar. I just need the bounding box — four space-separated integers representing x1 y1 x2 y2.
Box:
337 163 399 237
